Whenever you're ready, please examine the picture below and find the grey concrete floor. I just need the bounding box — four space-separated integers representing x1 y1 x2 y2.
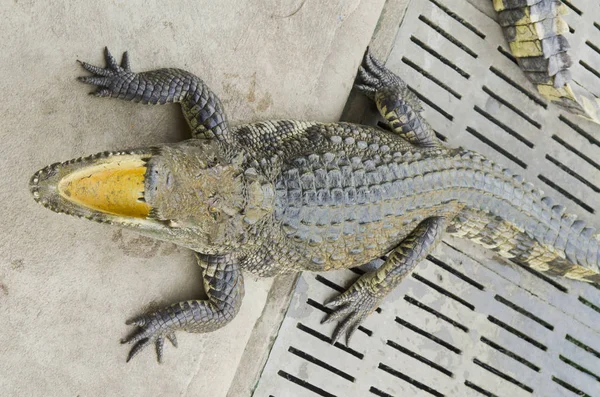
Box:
0 0 384 395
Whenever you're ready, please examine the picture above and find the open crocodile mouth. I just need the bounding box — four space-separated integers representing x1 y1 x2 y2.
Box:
30 149 161 228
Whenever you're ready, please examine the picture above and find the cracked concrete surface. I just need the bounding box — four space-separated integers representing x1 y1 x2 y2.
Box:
0 0 384 395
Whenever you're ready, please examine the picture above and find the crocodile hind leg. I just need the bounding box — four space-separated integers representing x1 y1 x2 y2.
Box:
355 49 441 148
323 217 446 344
78 47 232 143
122 253 244 363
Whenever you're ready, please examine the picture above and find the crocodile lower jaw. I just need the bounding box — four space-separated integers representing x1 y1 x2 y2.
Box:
30 149 163 229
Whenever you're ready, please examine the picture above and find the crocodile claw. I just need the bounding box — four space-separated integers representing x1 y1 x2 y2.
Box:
121 311 178 363
355 48 406 99
322 281 381 345
78 47 135 97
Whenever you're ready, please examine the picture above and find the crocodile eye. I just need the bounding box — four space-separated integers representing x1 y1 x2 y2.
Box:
208 206 219 221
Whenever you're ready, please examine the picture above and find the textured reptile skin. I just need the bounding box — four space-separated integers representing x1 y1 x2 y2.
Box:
322 217 447 343
357 54 437 148
78 48 232 142
494 0 600 123
29 48 600 362
123 253 244 363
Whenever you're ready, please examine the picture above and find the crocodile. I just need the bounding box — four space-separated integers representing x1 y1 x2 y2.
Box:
493 0 600 124
29 47 600 363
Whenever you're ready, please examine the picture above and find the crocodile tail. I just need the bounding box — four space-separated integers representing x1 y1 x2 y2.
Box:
450 207 600 284
494 0 600 124
538 210 600 283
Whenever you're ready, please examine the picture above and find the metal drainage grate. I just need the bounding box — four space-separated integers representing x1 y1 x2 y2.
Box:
253 0 600 396
386 0 600 222
253 244 600 396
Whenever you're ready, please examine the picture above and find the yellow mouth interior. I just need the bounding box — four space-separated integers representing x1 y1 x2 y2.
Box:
58 157 150 218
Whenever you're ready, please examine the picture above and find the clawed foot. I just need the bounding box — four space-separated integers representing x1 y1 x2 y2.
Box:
78 47 135 97
321 280 382 345
121 310 179 363
355 49 418 106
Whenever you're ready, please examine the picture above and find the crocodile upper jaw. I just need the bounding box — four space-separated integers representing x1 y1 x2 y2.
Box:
29 149 165 230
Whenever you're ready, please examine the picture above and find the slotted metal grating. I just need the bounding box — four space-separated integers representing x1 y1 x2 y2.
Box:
253 244 600 396
252 0 600 396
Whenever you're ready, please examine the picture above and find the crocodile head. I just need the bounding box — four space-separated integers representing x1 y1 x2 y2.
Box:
29 139 257 254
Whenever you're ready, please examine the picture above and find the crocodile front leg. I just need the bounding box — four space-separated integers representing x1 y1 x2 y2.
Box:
323 217 446 344
78 47 232 143
122 253 244 363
